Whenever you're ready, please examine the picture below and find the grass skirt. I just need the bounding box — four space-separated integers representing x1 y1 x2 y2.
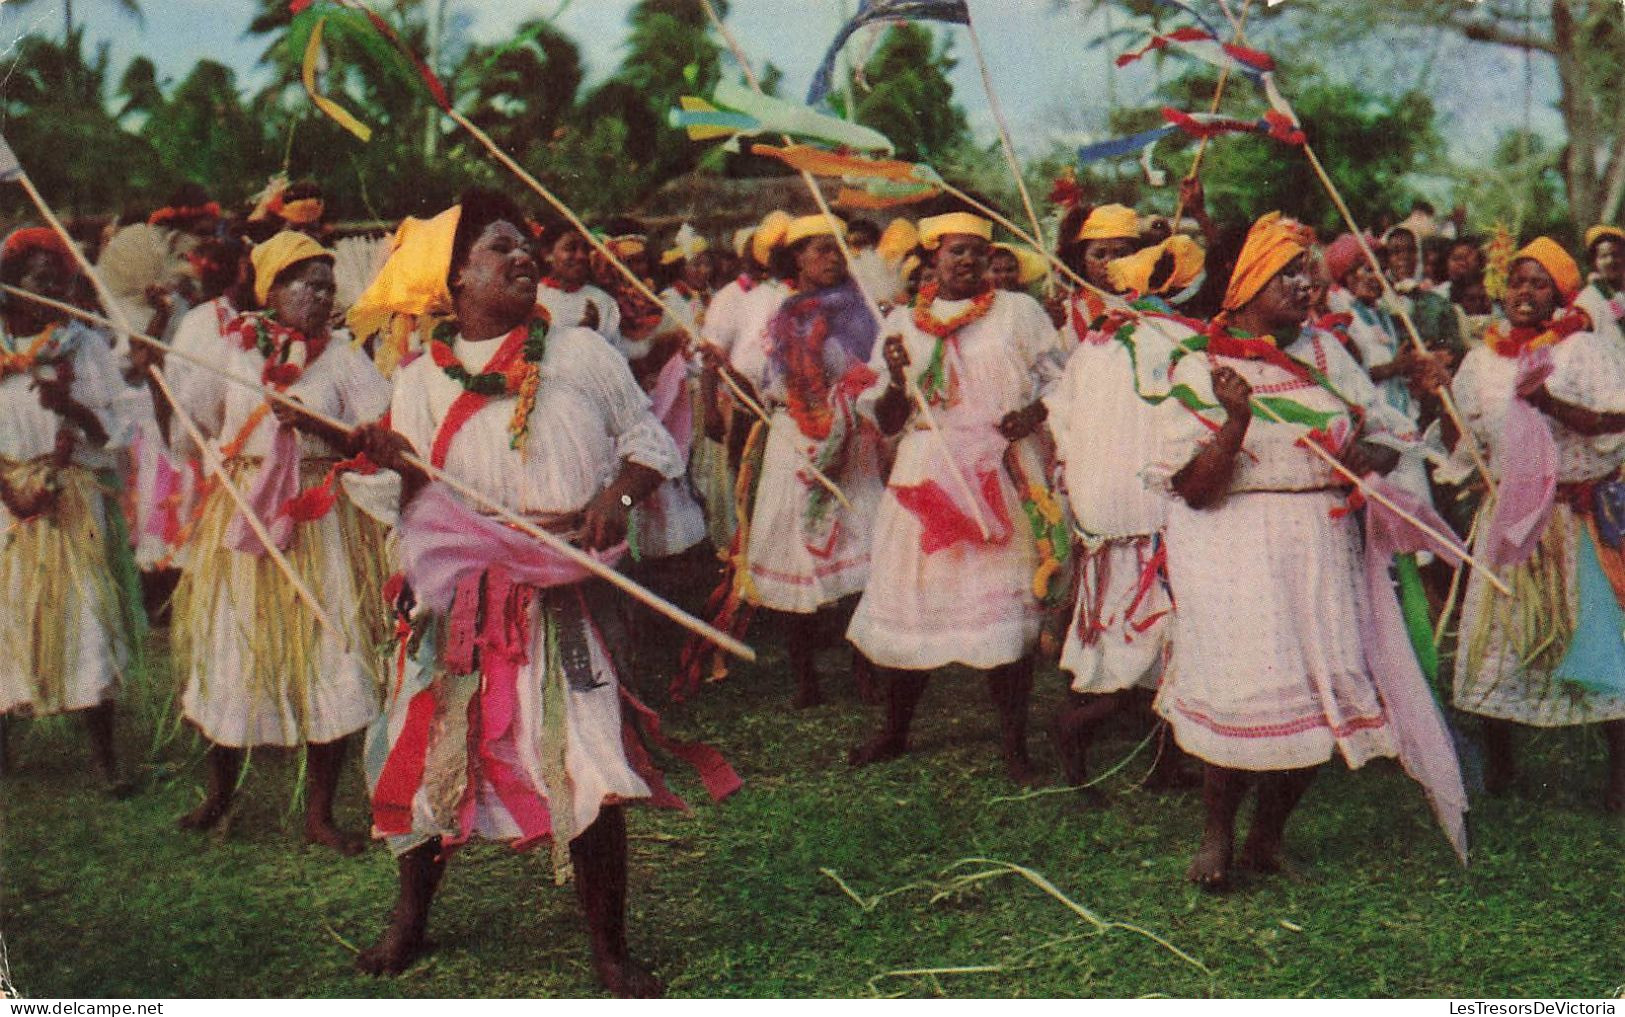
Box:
0 461 128 716
174 458 388 747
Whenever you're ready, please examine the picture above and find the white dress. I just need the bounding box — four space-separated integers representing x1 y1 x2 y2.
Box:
1575 281 1625 357
1445 330 1625 726
170 333 391 747
1149 330 1403 771
1045 313 1187 694
742 287 887 614
846 290 1060 670
371 324 685 853
536 281 620 346
0 323 131 716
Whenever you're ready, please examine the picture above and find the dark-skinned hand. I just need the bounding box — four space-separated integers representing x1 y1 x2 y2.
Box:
578 486 632 551
1211 365 1253 419
882 333 909 386
998 400 1048 441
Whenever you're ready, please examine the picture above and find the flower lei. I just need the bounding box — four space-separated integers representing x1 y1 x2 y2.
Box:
1483 307 1591 359
228 311 328 389
0 324 59 382
913 281 996 405
540 276 582 294
427 314 549 452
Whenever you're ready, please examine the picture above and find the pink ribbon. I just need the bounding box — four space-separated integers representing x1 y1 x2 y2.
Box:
1360 472 1469 864
226 424 299 556
648 353 693 460
1484 349 1558 571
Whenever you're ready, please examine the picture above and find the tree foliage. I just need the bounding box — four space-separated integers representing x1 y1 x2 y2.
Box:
839 23 970 165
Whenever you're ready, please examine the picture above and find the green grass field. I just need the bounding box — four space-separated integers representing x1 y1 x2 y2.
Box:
3 613 1623 998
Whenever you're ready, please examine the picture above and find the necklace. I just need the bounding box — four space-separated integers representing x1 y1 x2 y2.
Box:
228 312 328 388
0 324 58 381
427 313 549 453
912 281 996 339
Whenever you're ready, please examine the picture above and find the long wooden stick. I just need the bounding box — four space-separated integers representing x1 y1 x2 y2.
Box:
1247 397 1511 597
147 366 347 641
1 286 757 662
438 107 850 510
963 5 1051 290
701 0 994 541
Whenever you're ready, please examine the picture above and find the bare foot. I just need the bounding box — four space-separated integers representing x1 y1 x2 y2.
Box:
1186 830 1233 892
177 796 230 832
848 734 906 768
305 820 367 856
594 955 665 998
1003 754 1042 787
356 921 431 976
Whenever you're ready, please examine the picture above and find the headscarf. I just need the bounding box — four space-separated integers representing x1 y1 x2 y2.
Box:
992 243 1048 286
1076 204 1138 242
732 225 756 258
1512 237 1582 304
875 219 918 264
751 210 792 267
783 214 846 248
2 227 75 275
919 212 992 251
250 230 331 306
346 205 462 339
1322 232 1369 287
280 198 326 227
1107 235 1204 296
1222 211 1309 313
1584 225 1625 253
606 234 647 261
661 223 709 266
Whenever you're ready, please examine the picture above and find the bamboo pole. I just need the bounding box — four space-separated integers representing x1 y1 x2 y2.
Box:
0 286 758 662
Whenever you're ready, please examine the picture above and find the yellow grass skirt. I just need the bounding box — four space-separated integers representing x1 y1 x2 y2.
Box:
0 460 126 716
173 457 390 747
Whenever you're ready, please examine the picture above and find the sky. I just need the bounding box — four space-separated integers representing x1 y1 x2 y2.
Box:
0 0 1565 179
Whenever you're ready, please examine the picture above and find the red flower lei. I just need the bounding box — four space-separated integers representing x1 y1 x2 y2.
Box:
1484 307 1592 359
227 312 328 388
912 282 997 339
539 276 582 294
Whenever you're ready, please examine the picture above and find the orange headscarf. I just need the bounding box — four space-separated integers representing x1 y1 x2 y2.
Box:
1222 212 1309 312
1513 237 1582 303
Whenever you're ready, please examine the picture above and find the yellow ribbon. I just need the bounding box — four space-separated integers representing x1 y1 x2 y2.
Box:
302 18 373 143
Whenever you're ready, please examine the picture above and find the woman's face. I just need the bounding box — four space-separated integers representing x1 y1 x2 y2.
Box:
455 220 540 320
1504 259 1559 328
1593 238 1624 288
546 231 590 287
1084 236 1136 292
269 259 336 337
683 251 715 292
1447 243 1482 285
796 235 847 291
934 233 991 300
1248 253 1314 332
988 250 1022 292
1349 259 1384 305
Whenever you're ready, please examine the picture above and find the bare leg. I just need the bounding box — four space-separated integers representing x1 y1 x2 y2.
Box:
848 667 929 767
1050 689 1134 789
0 714 10 777
786 611 823 709
851 651 883 707
1239 766 1317 873
357 839 445 976
986 657 1038 785
1483 718 1516 795
1188 764 1250 891
178 742 242 831
80 701 129 795
1603 720 1625 814
1144 718 1202 792
304 737 366 855
572 805 663 998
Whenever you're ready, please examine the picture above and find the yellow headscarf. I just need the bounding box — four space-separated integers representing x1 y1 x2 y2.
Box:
1584 225 1625 251
1222 212 1308 312
876 218 919 266
751 210 792 267
1108 235 1206 297
1076 204 1139 242
1513 237 1582 303
732 226 757 258
345 205 462 340
783 214 846 247
251 230 331 306
919 212 992 251
992 243 1048 286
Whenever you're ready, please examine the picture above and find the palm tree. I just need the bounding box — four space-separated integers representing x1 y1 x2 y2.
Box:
6 0 143 42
